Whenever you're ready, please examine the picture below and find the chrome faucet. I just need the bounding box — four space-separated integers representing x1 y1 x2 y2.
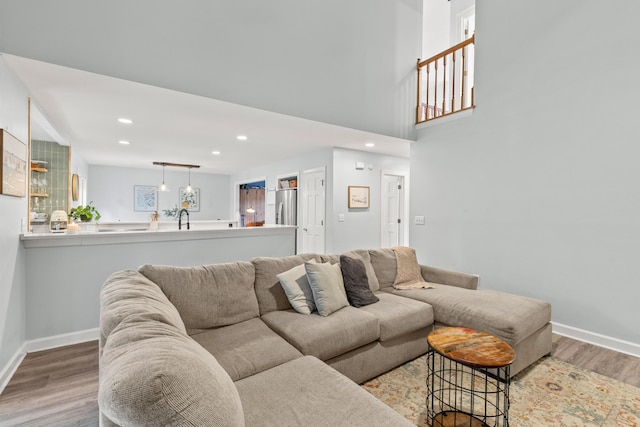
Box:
178 208 190 230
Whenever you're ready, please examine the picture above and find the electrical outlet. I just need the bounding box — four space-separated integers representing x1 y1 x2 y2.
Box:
415 216 425 225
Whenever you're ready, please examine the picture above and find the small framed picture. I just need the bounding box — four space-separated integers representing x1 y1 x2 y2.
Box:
348 186 370 209
133 185 158 211
179 187 200 211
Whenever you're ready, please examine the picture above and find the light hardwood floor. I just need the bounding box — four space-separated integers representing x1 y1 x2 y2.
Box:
0 335 638 427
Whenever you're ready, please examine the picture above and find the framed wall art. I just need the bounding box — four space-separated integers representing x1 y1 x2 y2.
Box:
179 187 200 211
133 185 158 211
1 129 27 198
348 185 370 209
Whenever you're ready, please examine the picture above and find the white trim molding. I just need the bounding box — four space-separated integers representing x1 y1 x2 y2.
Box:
552 322 640 358
0 345 26 395
23 327 99 353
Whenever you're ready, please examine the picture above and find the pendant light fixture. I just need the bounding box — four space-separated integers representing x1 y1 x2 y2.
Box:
186 167 193 193
159 164 169 192
153 162 200 193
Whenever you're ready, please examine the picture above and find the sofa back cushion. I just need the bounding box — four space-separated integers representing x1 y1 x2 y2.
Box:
138 262 258 333
368 248 398 289
100 270 187 353
252 253 318 315
99 313 244 427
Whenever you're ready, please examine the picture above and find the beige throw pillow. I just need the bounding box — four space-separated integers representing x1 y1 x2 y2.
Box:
392 246 433 290
305 261 349 316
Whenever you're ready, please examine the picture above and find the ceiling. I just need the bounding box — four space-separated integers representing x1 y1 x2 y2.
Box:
4 54 412 175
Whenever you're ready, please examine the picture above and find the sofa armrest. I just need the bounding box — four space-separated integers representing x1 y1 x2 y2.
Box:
420 265 478 290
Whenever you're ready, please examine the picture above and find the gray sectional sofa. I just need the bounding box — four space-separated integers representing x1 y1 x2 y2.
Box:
98 248 552 426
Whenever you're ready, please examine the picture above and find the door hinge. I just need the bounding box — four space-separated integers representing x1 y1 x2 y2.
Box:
397 184 402 190
397 218 401 224
321 220 324 226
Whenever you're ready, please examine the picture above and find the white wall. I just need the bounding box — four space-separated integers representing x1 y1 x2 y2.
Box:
331 148 410 253
0 56 29 376
411 1 640 348
423 0 451 59
88 165 231 222
0 0 422 140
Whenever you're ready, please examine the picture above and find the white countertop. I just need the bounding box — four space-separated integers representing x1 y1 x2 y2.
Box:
21 222 296 248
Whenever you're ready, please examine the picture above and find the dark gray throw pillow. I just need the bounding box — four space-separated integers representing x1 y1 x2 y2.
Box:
340 255 379 307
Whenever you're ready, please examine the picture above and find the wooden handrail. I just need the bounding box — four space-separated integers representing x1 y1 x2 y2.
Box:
418 35 475 68
416 35 475 124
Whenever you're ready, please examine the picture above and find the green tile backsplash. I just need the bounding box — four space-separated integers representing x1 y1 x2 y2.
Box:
30 140 69 222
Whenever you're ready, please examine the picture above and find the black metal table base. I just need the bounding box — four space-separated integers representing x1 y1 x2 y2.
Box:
426 350 510 427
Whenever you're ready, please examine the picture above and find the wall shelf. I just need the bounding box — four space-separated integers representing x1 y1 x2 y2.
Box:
30 193 49 197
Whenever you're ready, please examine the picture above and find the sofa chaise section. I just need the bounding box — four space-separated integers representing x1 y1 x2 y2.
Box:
369 248 552 375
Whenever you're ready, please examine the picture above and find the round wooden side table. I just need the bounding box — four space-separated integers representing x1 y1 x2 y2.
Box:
426 327 515 427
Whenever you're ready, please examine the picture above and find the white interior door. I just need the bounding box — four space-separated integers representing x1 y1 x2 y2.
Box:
381 173 404 248
301 167 325 254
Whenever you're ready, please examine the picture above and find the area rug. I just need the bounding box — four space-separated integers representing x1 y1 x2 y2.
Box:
362 355 640 427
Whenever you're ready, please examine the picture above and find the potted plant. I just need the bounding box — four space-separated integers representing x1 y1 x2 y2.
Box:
69 201 102 222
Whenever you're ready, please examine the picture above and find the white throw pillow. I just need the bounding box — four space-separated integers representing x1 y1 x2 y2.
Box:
304 261 349 317
277 263 316 315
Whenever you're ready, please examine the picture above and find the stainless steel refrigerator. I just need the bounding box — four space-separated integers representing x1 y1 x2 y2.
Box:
276 189 297 225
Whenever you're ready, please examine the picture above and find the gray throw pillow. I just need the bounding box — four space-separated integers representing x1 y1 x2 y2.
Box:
276 263 316 315
304 261 349 316
340 255 379 307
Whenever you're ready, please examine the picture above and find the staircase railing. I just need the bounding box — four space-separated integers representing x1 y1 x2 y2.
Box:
416 35 475 124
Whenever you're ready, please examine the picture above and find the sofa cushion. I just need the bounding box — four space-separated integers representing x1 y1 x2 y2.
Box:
261 308 379 361
252 254 318 315
358 292 434 341
235 355 414 427
339 255 379 307
320 249 380 292
277 263 316 315
369 248 397 289
138 261 258 333
99 313 244 427
100 270 187 342
305 261 349 316
191 318 302 381
385 284 551 345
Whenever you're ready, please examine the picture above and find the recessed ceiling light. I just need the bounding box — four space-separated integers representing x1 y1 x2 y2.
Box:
118 118 133 124
365 142 375 147
212 151 221 155
237 135 248 141
118 140 130 145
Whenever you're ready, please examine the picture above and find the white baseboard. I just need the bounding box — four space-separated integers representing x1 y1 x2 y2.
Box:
0 345 26 396
23 327 99 353
552 322 640 358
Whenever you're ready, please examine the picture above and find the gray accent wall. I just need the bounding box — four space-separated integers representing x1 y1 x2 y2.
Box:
410 1 640 346
0 0 422 141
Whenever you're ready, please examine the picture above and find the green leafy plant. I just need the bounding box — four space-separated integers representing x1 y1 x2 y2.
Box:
69 201 102 222
163 205 179 220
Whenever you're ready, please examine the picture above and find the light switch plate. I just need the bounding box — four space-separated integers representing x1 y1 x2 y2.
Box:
415 216 425 225
338 213 345 222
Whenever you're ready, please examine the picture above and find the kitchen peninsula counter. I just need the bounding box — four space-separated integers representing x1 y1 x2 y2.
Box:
20 224 297 346
20 223 293 249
